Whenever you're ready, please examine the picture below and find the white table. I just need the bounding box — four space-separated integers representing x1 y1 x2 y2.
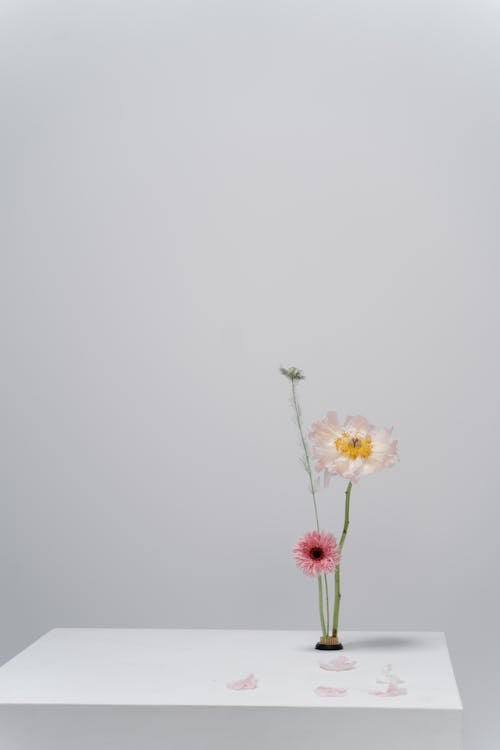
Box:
0 629 462 749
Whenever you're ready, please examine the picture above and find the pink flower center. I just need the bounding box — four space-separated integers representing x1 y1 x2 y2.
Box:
310 546 324 560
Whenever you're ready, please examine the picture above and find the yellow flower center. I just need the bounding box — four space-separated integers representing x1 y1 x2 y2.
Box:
335 432 372 460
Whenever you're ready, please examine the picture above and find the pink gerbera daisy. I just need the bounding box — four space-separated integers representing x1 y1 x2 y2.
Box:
293 530 340 577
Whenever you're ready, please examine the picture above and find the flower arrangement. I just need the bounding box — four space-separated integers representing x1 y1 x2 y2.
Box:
281 366 398 650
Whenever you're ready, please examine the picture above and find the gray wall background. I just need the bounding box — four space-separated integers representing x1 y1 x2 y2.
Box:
2 0 499 747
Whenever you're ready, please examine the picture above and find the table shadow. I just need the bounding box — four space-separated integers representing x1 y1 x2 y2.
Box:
343 634 422 650
294 633 426 653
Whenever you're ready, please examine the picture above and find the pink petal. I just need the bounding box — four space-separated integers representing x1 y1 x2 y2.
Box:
344 415 372 432
386 683 407 696
369 683 407 697
325 411 340 427
315 686 347 697
226 673 258 690
319 655 356 671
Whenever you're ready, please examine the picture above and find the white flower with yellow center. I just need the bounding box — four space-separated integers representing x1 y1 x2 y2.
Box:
309 412 398 484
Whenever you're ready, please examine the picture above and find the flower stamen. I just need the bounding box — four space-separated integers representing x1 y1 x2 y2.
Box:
335 432 372 460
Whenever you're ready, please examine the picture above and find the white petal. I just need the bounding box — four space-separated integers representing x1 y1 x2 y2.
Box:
344 415 372 433
326 411 340 427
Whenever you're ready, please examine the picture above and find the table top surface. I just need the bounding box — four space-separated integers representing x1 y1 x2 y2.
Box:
0 629 462 710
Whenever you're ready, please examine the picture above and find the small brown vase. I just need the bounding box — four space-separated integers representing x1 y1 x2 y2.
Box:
315 635 343 651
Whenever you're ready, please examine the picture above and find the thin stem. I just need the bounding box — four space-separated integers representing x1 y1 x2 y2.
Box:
317 576 327 638
323 574 330 634
332 481 352 637
290 379 320 532
287 374 328 637
338 481 352 553
332 566 340 638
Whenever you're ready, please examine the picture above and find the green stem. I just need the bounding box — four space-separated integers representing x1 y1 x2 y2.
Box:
332 481 352 637
289 376 329 636
291 379 320 532
324 574 330 634
318 576 327 637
